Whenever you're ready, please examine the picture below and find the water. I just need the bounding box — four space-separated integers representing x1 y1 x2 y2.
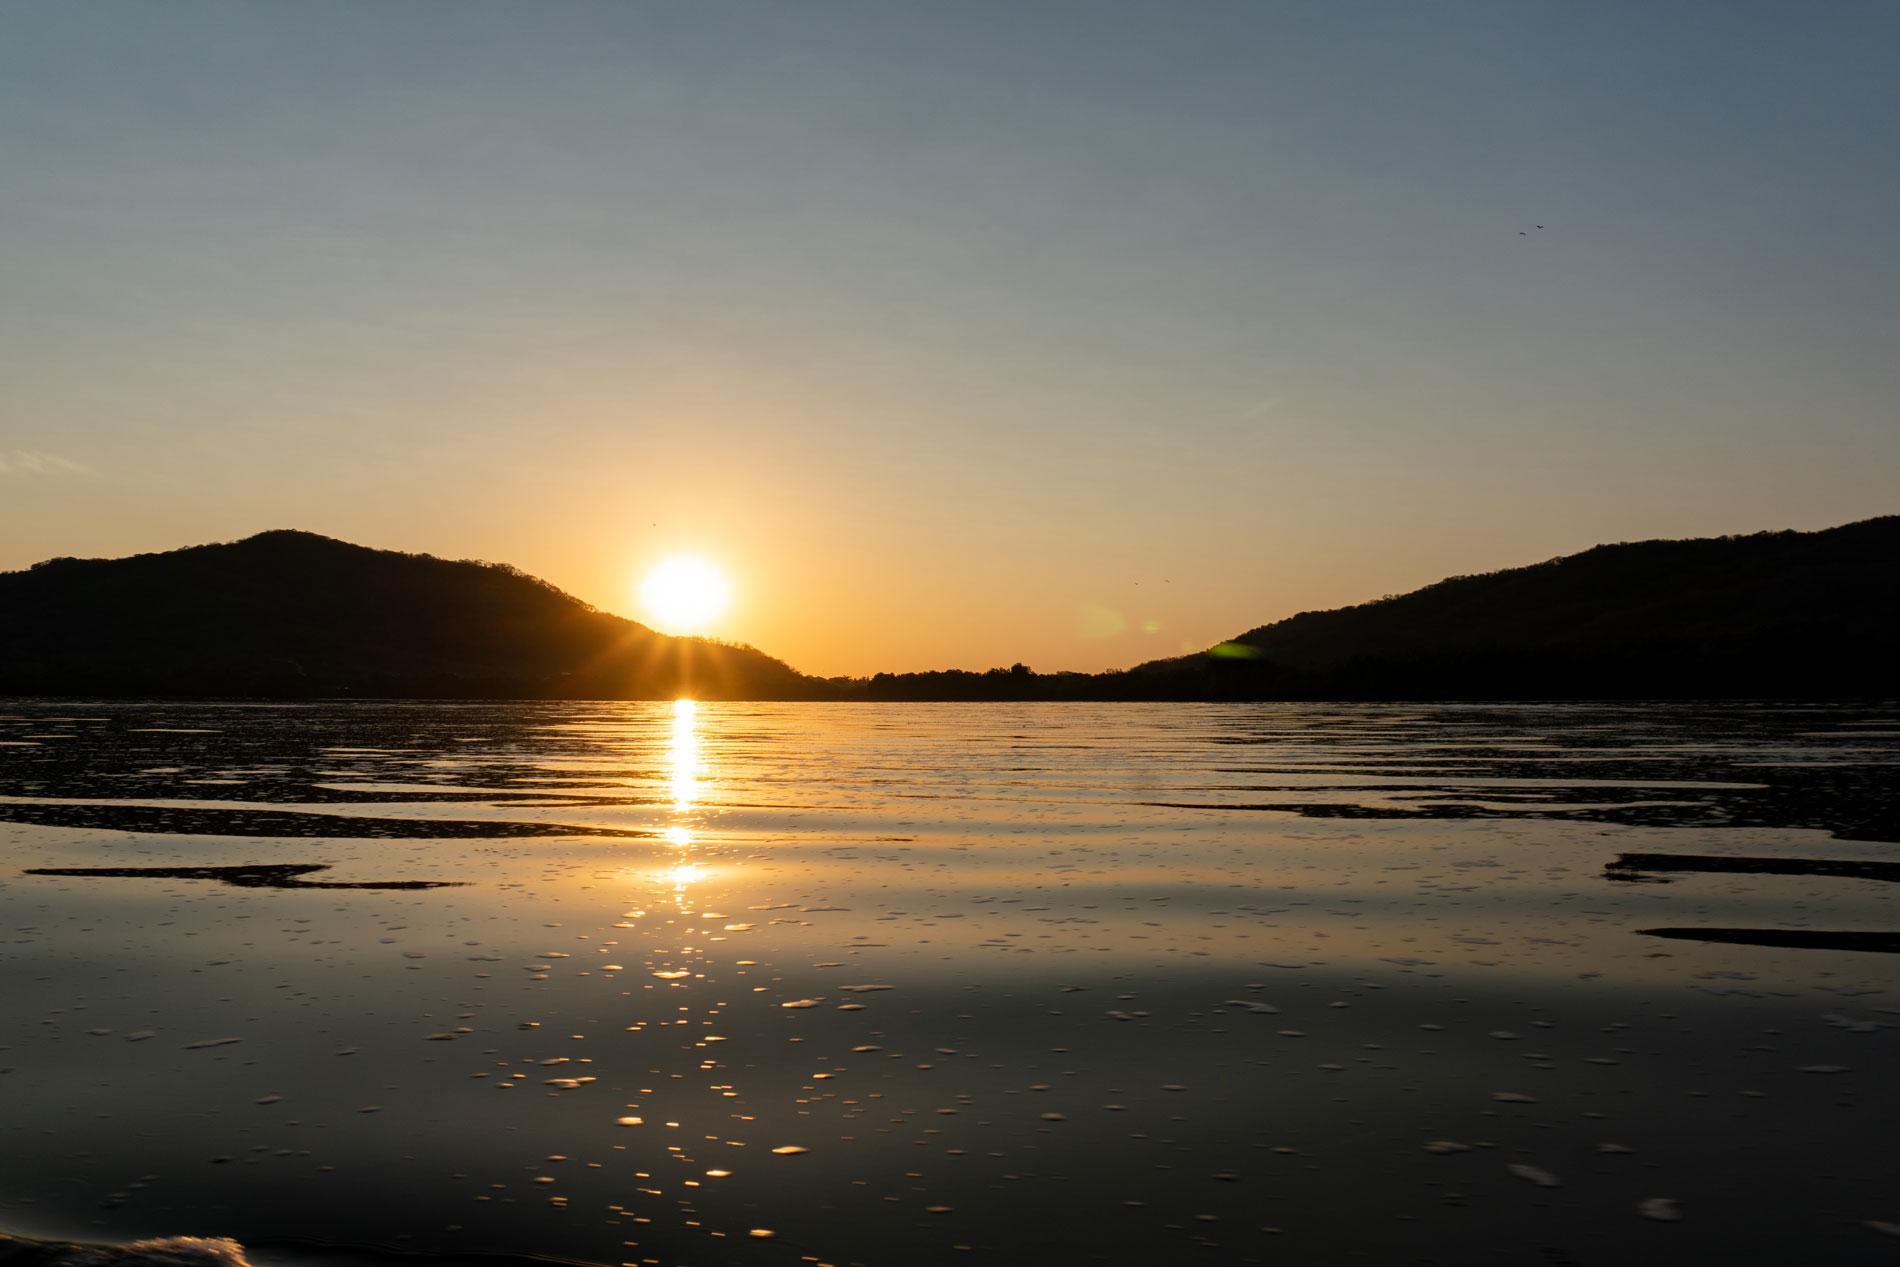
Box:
1 701 1896 1265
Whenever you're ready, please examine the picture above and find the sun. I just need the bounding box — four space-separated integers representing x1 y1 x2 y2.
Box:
639 555 732 635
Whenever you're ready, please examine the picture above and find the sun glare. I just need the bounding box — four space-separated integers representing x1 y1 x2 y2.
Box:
639 556 731 635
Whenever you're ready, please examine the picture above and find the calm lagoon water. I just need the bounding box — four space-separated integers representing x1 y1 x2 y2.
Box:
1 701 1896 1265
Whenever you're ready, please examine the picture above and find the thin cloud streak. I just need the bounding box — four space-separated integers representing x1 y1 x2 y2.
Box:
0 450 91 476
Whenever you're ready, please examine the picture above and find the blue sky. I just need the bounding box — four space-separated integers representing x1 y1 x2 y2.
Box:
3 2 1896 673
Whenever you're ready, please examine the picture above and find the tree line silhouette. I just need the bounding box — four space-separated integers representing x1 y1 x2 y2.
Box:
2 519 1895 700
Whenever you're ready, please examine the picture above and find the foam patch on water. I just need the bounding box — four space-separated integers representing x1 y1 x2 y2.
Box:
0 1234 250 1265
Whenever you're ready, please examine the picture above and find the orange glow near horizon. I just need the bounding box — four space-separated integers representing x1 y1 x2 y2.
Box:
8 4 1897 685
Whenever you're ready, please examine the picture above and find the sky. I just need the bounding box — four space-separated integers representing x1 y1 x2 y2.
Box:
3 1 1897 676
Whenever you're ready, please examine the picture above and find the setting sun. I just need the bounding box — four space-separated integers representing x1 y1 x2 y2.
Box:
638 555 731 635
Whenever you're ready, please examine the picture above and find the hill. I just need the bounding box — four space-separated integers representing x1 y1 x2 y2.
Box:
0 530 814 699
5 519 1896 701
1120 516 1900 699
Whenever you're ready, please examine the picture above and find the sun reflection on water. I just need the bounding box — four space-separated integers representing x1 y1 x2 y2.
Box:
665 862 704 900
668 698 699 812
661 699 706 912
12 702 1900 1263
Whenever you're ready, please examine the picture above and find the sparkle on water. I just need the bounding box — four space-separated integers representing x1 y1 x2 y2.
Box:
0 701 1897 1265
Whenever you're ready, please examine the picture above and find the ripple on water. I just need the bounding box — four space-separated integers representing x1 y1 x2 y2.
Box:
2 700 1896 1265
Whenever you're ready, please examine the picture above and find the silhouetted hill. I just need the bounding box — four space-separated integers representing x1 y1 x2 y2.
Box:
0 530 814 699
1117 517 1900 699
6 520 1896 701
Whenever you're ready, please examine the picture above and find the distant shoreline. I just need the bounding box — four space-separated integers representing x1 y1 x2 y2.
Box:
5 517 1895 702
4 692 1894 705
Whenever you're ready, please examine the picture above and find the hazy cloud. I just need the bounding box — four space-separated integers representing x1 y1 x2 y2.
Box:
0 450 91 476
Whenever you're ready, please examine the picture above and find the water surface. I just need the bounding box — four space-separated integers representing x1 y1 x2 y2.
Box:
2 701 1896 1265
